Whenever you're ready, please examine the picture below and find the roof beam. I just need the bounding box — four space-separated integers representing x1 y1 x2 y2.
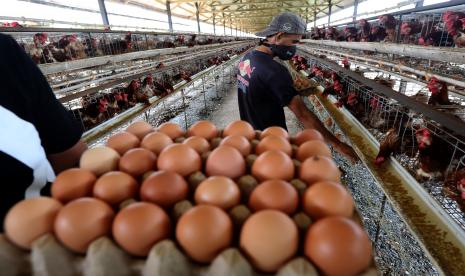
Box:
201 5 315 13
210 0 325 7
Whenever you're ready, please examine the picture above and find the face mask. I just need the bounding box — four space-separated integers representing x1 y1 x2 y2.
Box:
263 42 296 60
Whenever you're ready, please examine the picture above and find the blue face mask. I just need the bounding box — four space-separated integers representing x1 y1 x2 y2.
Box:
263 42 296 60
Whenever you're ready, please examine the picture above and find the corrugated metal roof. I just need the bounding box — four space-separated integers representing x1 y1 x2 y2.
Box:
113 0 356 33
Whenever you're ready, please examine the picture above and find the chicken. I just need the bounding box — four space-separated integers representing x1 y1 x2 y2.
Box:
290 55 309 71
126 79 150 105
336 91 365 120
173 70 192 83
187 35 197 47
443 168 465 211
142 75 155 98
51 35 87 62
343 26 358 42
101 33 132 55
341 57 350 69
443 11 465 47
418 30 454 47
2 22 22 27
370 25 387 42
309 27 324 40
378 14 397 42
114 91 130 110
400 20 423 44
358 19 372 42
375 128 400 166
79 96 109 128
415 128 454 179
30 33 56 64
325 27 342 41
427 77 451 105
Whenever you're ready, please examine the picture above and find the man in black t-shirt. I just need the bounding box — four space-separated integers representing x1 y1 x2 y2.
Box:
237 12 356 161
0 34 87 228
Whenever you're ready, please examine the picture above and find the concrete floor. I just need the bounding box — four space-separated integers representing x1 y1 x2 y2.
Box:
209 84 304 136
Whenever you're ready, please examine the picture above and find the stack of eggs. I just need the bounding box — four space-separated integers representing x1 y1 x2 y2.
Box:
3 120 373 275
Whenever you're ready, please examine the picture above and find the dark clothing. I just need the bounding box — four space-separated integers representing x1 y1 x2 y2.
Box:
0 34 83 227
237 50 297 130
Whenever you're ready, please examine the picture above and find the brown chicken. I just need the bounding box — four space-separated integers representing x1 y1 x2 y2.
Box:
415 128 454 179
375 128 400 166
444 168 465 210
427 77 451 105
443 11 465 47
379 14 397 42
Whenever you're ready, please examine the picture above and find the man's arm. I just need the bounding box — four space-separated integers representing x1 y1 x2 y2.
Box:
47 140 87 174
288 96 358 162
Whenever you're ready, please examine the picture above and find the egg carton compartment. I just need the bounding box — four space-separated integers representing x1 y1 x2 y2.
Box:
0 233 377 276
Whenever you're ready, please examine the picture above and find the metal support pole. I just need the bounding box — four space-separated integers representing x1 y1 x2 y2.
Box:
213 14 216 35
230 18 232 36
166 0 173 32
313 0 317 27
328 0 332 26
97 0 110 27
201 76 207 112
180 89 188 130
223 12 226 35
195 2 201 34
416 0 424 8
305 7 308 25
352 0 359 25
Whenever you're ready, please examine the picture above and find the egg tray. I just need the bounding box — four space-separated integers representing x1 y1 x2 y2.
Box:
1 129 378 276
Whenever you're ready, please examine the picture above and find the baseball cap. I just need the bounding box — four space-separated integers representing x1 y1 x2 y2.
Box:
255 12 307 37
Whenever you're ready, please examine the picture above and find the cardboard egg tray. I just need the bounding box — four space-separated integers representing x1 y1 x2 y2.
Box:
0 130 378 276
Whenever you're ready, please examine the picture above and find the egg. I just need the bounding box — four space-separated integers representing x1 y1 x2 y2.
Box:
176 205 232 263
51 168 97 203
223 120 255 140
304 217 372 276
249 180 298 215
260 126 289 140
188 121 218 140
106 131 140 155
4 197 62 249
112 202 170 257
119 148 157 177
140 170 189 208
126 121 154 140
157 144 201 176
296 140 332 161
54 198 114 253
93 172 138 206
206 146 246 179
219 135 251 156
299 156 341 185
79 147 120 176
255 135 292 156
158 122 185 139
292 129 324 146
141 132 173 155
195 176 240 210
183 136 210 154
303 181 354 219
240 210 298 272
252 150 294 181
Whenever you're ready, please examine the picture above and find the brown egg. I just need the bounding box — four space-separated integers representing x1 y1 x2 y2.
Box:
188 121 218 140
255 135 292 156
158 122 185 139
183 136 210 154
4 197 62 249
299 156 341 185
249 180 298 215
219 135 251 156
140 171 189 208
293 129 324 146
141 132 173 155
126 121 154 140
106 131 140 155
240 210 298 272
93 172 138 206
206 146 246 179
303 181 354 220
260 126 289 140
176 205 233 263
113 202 170 257
79 147 120 176
157 144 201 176
223 120 255 140
119 148 157 177
296 140 332 161
304 217 372 276
195 176 241 210
51 168 96 203
252 150 295 181
54 198 114 253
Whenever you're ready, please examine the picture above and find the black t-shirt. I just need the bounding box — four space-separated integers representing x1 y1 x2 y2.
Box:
0 34 83 227
237 50 298 130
